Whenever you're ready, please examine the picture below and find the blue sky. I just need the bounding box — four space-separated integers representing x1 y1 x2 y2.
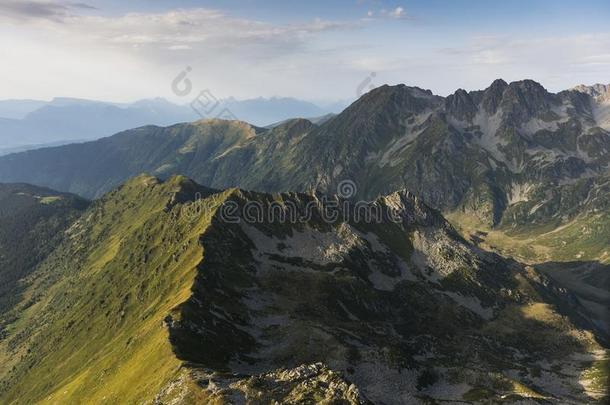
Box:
0 0 609 103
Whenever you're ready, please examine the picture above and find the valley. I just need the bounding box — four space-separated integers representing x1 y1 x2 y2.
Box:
2 1 608 403
0 175 607 403
0 79 608 404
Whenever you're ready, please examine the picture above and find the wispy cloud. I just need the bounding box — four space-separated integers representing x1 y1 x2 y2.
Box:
67 2 97 10
387 7 406 19
0 2 607 102
365 6 412 20
0 5 366 101
441 34 610 68
0 0 95 22
31 8 356 51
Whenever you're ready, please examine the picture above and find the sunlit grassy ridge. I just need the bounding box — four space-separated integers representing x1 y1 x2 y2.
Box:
0 175 231 404
0 176 606 403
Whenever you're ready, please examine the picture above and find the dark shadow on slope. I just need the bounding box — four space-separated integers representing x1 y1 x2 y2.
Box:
0 184 88 336
534 260 610 347
166 193 606 402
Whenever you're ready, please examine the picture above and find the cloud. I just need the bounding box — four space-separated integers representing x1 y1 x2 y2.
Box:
0 1 69 21
1 6 359 68
0 0 95 22
368 6 412 21
388 7 405 18
573 53 610 67
0 6 366 101
440 34 610 68
53 9 355 51
167 44 193 51
0 3 607 103
67 2 97 10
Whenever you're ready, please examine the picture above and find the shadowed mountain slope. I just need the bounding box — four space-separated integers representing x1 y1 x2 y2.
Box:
0 183 87 321
0 176 606 404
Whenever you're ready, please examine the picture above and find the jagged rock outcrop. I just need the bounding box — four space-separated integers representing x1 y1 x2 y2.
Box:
0 79 608 229
1 176 607 404
573 83 610 103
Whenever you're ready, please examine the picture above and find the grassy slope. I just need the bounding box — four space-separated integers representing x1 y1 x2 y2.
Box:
446 210 609 265
0 175 230 404
0 176 606 403
0 184 88 318
447 209 609 355
0 120 257 199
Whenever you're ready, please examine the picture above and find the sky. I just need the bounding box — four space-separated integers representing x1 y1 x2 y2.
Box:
0 0 609 104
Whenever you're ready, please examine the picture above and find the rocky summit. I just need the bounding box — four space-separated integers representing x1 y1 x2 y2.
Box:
0 79 608 405
2 1 609 402
0 80 607 230
0 176 606 404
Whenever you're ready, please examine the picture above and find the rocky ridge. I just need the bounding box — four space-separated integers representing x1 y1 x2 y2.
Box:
0 80 608 230
0 176 607 404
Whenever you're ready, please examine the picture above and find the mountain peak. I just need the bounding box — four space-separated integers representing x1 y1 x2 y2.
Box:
111 174 218 211
504 79 552 102
316 84 443 150
499 79 555 119
489 78 509 88
364 84 436 99
507 79 547 92
272 117 316 134
572 83 610 103
347 84 441 116
481 79 508 114
445 88 477 121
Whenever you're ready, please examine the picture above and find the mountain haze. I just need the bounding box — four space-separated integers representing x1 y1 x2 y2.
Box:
1 79 607 229
0 97 338 149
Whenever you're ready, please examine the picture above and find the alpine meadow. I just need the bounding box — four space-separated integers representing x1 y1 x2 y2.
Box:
0 1 608 404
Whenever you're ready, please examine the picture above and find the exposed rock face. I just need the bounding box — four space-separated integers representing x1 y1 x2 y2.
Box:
155 363 370 404
481 78 509 114
445 88 477 121
1 176 607 404
0 79 608 228
573 83 610 103
164 182 607 404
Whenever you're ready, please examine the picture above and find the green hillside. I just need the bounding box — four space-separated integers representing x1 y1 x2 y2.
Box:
0 80 607 230
0 184 87 321
0 176 229 404
0 176 606 403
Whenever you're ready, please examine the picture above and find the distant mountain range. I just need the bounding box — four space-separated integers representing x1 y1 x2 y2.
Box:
0 96 345 149
1 80 607 228
0 100 48 120
0 80 608 403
